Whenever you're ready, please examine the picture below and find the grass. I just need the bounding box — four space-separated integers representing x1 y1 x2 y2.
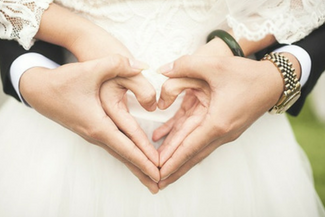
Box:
287 99 325 206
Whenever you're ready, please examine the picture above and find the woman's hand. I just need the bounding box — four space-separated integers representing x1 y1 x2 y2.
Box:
152 30 278 189
20 55 160 193
154 54 285 189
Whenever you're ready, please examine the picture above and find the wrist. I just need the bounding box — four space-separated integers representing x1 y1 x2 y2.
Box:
207 30 244 57
20 67 51 107
260 60 285 108
203 37 235 57
71 30 133 61
237 33 276 56
10 53 59 105
262 53 301 114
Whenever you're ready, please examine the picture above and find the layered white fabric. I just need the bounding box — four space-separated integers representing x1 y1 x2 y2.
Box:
0 99 324 217
0 1 324 216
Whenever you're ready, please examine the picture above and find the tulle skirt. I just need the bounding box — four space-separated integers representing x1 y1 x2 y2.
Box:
0 98 324 217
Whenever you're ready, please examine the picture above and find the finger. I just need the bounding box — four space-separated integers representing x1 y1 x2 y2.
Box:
84 55 148 85
100 83 159 167
158 55 217 81
96 142 159 194
159 140 219 190
158 110 204 167
152 109 183 142
158 78 208 110
152 90 200 142
101 103 160 168
159 119 215 180
116 74 157 111
113 110 160 167
124 162 159 194
92 117 160 183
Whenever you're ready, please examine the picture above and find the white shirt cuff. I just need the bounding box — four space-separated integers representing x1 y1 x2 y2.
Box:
10 53 60 105
273 45 311 87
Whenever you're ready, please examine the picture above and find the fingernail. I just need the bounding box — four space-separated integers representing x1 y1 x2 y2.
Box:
149 189 158 194
157 62 174 74
160 174 170 181
129 59 149 70
157 99 165 109
149 176 159 183
149 102 157 112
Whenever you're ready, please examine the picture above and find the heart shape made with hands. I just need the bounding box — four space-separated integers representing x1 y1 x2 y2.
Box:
114 71 211 188
101 57 213 191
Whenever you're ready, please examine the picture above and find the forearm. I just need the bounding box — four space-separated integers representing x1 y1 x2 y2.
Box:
35 3 131 61
237 33 276 57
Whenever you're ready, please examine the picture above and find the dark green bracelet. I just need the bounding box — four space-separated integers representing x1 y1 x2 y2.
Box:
207 30 244 57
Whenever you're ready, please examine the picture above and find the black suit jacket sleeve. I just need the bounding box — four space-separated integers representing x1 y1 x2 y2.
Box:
0 40 65 101
256 23 325 116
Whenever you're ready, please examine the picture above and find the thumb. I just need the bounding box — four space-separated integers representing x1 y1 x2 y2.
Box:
157 55 215 81
86 55 149 83
158 78 209 110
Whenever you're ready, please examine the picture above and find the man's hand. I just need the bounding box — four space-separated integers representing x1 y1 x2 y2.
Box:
20 55 160 193
155 55 284 189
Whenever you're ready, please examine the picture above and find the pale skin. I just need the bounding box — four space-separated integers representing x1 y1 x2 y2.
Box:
20 3 160 193
18 3 302 192
154 38 301 189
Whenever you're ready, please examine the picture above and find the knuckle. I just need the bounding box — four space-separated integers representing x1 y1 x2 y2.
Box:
124 124 141 139
124 145 138 163
175 55 192 71
211 58 223 71
211 121 232 137
142 158 153 173
180 143 199 161
161 81 176 96
138 88 156 103
227 132 241 143
83 121 117 143
108 54 126 71
84 125 104 141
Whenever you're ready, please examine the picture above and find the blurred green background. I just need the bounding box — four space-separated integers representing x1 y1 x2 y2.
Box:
288 98 325 206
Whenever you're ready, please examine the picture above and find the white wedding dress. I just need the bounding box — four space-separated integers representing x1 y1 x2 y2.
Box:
1 0 325 216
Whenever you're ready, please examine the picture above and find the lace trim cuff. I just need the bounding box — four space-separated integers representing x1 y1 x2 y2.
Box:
0 0 53 50
226 0 325 44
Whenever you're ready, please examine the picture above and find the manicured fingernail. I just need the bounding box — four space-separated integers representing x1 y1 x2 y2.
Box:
157 62 174 74
129 59 149 70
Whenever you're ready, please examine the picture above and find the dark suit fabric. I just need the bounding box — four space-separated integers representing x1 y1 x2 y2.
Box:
0 40 65 101
256 23 325 116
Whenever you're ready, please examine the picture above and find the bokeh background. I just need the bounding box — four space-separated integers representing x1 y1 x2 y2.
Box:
288 73 325 206
0 74 324 205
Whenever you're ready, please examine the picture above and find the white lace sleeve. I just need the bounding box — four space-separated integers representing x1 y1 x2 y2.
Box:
226 0 325 44
0 0 53 49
